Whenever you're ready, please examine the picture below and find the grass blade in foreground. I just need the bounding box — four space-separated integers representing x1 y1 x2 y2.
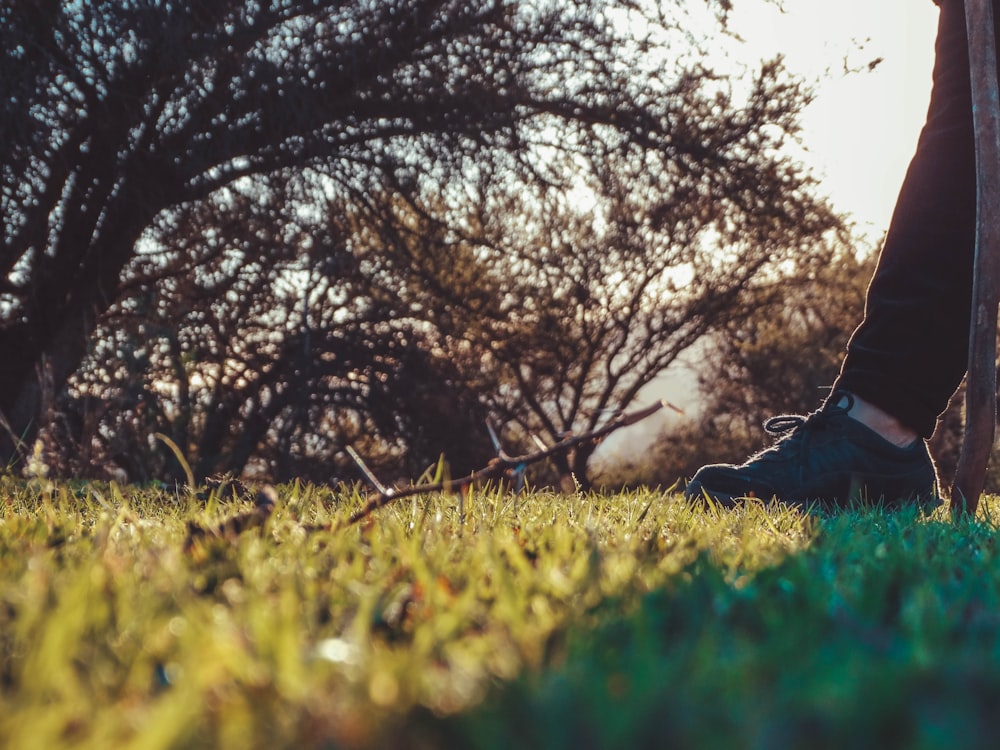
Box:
449 506 1000 750
2 481 999 748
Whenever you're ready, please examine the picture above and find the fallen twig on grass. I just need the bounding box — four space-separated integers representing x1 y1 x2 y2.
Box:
339 399 671 528
182 400 672 546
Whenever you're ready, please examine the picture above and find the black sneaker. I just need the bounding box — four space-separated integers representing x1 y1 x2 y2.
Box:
684 394 940 510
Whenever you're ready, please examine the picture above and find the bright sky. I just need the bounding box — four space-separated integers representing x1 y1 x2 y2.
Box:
595 2 943 466
728 0 940 238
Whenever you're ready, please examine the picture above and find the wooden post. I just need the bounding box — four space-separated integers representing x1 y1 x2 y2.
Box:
951 0 1000 516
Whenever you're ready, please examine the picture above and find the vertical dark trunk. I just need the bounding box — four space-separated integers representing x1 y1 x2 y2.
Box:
0 311 95 463
571 444 596 493
0 186 161 466
551 444 595 493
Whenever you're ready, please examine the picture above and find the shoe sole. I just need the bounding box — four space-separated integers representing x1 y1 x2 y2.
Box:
684 477 941 512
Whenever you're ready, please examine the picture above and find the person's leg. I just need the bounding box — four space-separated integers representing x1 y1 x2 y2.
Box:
685 0 983 508
832 0 988 439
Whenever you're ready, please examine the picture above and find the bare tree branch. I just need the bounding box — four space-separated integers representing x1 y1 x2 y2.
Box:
340 399 669 527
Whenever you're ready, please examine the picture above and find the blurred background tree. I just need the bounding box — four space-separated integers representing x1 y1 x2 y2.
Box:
612 245 874 489
4 0 851 485
612 245 975 494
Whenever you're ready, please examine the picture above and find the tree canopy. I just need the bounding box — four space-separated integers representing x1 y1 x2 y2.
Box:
2 0 847 485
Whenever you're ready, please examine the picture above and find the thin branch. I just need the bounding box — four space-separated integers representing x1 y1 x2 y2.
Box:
340 399 668 527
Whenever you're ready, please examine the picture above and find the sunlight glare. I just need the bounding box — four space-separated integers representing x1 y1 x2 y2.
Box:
727 0 939 236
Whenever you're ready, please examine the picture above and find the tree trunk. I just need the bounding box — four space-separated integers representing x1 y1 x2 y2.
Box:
552 444 596 493
0 183 161 466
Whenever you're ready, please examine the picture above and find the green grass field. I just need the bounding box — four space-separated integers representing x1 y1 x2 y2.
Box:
2 479 1000 749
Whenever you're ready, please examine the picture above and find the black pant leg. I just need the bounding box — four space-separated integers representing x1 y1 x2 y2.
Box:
833 0 997 437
